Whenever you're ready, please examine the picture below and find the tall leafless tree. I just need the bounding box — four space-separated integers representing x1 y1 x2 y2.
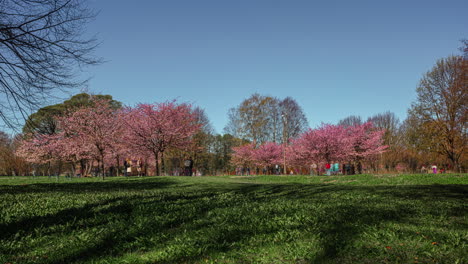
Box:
279 97 308 143
0 0 101 129
367 111 402 169
224 93 308 145
408 55 467 171
338 115 363 127
367 111 400 145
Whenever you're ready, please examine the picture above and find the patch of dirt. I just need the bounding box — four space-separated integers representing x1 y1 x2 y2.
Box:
374 174 400 177
323 180 337 183
341 180 357 183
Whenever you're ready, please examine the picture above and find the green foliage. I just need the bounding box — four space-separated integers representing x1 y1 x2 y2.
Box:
208 134 248 174
0 174 466 263
22 93 122 135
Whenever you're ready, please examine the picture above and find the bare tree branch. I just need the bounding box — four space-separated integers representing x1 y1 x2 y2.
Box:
0 0 101 129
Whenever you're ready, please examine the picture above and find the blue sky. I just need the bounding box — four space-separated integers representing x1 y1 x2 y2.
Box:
83 0 467 133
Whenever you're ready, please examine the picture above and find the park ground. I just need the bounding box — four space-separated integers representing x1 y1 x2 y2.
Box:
0 174 467 264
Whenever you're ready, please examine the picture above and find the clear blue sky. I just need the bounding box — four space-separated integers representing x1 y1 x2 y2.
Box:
83 0 466 133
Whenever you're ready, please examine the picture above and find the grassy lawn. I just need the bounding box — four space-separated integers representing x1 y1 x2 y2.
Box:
0 174 466 264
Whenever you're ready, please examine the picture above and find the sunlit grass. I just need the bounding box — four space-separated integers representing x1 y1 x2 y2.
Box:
1 174 466 263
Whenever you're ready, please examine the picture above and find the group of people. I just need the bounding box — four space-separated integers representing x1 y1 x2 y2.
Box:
312 162 359 176
123 158 143 176
122 157 196 176
324 163 340 176
233 162 362 176
420 164 446 174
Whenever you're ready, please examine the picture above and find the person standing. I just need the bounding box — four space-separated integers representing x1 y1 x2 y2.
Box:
325 162 331 176
137 159 142 176
432 164 437 174
311 163 317 175
184 157 192 176
126 159 132 176
420 165 426 174
333 162 339 175
124 159 129 177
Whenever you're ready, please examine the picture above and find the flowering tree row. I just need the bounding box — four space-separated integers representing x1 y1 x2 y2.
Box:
232 122 387 174
16 99 201 177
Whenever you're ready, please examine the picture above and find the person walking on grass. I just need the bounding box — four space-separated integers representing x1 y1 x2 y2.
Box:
333 162 339 175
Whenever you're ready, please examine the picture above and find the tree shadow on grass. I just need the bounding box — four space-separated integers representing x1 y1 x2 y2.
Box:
0 177 180 195
1 182 467 264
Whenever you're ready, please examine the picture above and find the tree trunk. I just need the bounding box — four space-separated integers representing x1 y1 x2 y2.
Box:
144 158 148 176
71 162 76 177
57 160 63 177
47 161 51 177
116 156 120 176
85 161 92 177
101 153 105 180
79 159 85 177
154 151 159 176
357 161 362 174
161 151 165 176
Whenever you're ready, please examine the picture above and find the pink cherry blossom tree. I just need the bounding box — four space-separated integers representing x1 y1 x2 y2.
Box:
231 143 255 169
123 101 201 176
16 134 54 164
345 122 388 173
16 134 59 175
50 133 93 176
56 99 123 179
291 123 352 165
286 142 310 168
251 142 282 169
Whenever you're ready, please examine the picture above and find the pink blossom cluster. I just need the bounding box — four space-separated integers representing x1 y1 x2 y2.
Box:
16 99 201 176
232 122 387 169
231 142 283 167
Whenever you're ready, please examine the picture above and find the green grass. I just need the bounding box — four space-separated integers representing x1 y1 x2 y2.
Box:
0 174 467 264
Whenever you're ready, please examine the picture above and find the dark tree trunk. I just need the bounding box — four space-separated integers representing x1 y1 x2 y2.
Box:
100 153 105 180
116 156 120 177
154 152 159 176
79 159 85 177
71 162 76 177
161 152 165 176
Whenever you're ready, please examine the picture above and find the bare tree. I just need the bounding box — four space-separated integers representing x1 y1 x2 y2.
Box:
189 106 214 173
224 94 308 145
279 97 308 143
224 93 275 145
193 106 214 135
462 39 468 59
224 107 243 138
0 0 100 129
338 115 363 127
408 55 467 172
367 111 401 170
367 111 400 145
261 97 280 143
